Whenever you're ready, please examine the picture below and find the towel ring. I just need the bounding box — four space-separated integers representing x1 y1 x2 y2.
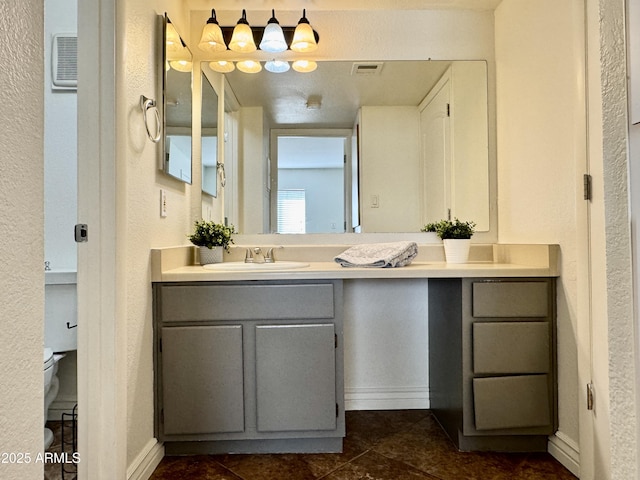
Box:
217 162 226 188
140 95 161 143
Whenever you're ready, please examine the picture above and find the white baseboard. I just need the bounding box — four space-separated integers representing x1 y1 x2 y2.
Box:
47 396 78 421
127 438 164 480
548 431 580 477
345 386 430 410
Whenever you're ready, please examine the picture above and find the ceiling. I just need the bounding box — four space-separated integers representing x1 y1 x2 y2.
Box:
222 60 452 128
187 0 503 12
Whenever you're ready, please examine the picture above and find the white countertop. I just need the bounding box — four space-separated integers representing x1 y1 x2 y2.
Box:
151 244 560 282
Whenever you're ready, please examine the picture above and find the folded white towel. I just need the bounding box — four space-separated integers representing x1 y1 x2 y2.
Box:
334 241 418 268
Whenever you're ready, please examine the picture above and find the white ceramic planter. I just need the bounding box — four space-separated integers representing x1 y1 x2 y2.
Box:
443 239 471 264
199 246 223 265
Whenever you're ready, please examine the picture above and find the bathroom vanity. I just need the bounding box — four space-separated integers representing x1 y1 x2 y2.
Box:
154 280 344 454
429 278 556 452
152 243 559 454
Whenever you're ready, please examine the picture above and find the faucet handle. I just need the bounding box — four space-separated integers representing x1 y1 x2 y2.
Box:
264 246 283 263
244 248 254 263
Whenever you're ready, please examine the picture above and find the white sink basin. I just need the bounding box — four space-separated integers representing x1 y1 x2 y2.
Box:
202 261 310 271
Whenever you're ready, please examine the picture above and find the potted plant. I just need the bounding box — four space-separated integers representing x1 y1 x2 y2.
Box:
188 220 236 265
421 218 476 263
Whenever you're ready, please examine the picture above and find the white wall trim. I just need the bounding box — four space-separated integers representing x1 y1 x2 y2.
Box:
548 431 580 478
126 439 164 480
47 396 77 421
345 386 429 411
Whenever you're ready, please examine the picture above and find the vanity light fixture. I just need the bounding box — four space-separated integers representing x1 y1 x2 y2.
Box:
290 9 318 53
165 20 183 53
209 60 235 73
264 59 290 73
198 9 227 52
197 8 319 54
236 59 262 73
169 59 193 72
229 10 257 53
259 10 288 53
292 59 317 73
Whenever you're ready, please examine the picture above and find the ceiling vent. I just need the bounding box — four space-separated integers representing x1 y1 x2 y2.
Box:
351 62 384 76
52 34 78 90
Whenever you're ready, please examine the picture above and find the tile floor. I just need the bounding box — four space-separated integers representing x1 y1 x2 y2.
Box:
150 410 578 480
44 421 77 480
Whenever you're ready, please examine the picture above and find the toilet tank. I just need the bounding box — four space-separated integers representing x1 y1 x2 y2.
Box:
45 270 77 352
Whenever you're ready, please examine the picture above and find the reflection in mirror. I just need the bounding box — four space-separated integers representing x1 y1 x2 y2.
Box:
274 134 347 234
162 15 193 184
201 70 218 196
222 60 490 234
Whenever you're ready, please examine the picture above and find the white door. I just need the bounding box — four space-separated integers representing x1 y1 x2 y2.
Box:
420 79 451 225
77 0 126 477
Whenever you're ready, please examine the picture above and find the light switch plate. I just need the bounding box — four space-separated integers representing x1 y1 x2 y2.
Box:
160 189 167 217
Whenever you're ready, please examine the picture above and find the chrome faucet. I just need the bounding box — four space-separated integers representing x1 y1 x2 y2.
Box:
244 247 265 263
264 246 283 263
244 246 283 263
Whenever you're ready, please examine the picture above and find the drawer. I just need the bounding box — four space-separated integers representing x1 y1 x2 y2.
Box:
473 375 551 430
473 322 550 374
159 283 335 322
472 281 549 318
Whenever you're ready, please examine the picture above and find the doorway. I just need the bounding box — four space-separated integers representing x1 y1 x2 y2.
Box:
270 130 352 234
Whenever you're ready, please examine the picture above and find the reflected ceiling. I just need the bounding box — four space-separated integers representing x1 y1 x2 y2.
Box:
225 60 451 128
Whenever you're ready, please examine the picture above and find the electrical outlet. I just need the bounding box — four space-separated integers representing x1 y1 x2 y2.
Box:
160 189 167 217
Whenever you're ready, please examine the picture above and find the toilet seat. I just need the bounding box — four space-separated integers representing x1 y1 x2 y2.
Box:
44 347 54 371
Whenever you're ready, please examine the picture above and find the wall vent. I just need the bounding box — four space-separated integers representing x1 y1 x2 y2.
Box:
351 62 384 76
52 34 78 90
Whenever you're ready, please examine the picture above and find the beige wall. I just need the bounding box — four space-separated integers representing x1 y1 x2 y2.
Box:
114 0 195 467
0 2 45 479
495 0 582 465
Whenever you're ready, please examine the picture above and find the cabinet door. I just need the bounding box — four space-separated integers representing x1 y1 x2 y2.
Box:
161 325 244 436
256 324 336 432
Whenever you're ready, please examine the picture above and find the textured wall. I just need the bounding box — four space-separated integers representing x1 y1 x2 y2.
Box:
0 2 45 479
115 0 194 467
495 0 582 458
596 0 638 477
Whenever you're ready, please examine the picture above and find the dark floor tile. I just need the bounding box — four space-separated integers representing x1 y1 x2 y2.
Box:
149 455 242 480
373 416 527 480
148 411 577 480
213 453 318 480
322 450 440 480
345 409 430 450
44 421 77 480
497 453 577 480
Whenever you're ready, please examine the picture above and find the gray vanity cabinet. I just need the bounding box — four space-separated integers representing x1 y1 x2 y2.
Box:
429 278 556 452
153 280 345 455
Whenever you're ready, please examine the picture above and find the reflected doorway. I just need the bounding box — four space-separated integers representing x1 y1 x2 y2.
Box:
271 132 352 234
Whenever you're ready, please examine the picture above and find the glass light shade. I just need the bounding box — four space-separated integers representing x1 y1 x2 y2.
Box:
265 59 290 73
260 11 288 53
292 59 317 73
236 60 262 74
229 11 256 53
209 60 235 73
291 10 317 53
198 23 226 53
165 22 182 53
169 60 192 72
260 23 288 53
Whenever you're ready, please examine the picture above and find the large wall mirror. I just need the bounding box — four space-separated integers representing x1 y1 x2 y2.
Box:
162 14 193 184
216 60 490 234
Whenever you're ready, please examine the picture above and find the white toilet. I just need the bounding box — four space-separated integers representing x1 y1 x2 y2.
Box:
44 270 78 450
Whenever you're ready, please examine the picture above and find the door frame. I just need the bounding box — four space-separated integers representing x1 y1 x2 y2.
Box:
77 0 127 477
